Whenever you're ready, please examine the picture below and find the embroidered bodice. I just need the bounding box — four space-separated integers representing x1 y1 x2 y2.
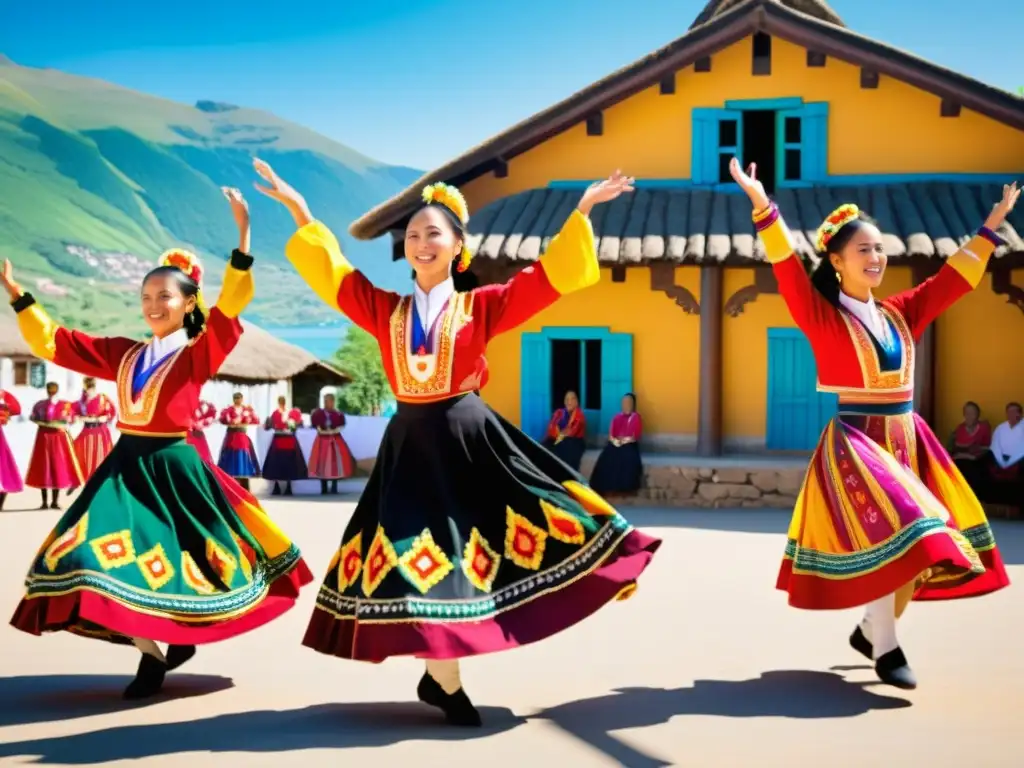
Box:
220 404 258 428
311 408 345 431
73 393 116 425
31 398 74 426
268 407 303 432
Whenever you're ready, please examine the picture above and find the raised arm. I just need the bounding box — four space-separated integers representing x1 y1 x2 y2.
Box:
191 188 256 380
254 158 399 334
884 184 1018 340
480 171 635 340
730 159 833 334
2 260 136 380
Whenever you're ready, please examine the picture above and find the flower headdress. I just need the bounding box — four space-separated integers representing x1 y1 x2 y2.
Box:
815 203 860 253
421 182 473 272
157 248 207 313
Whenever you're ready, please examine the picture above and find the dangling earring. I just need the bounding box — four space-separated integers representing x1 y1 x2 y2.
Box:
835 271 842 284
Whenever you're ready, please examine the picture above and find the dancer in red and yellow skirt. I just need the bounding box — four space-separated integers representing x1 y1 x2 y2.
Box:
187 399 217 463
731 157 1016 689
26 383 82 509
2 187 313 700
255 158 660 726
71 377 116 481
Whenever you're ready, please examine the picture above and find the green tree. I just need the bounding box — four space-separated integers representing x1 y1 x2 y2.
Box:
331 325 390 415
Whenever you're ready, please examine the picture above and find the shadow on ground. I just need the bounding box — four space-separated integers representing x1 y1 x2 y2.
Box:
0 700 524 763
0 674 234 727
530 669 912 767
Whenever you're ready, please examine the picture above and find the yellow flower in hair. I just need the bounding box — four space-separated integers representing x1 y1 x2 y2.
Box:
158 248 204 286
815 203 860 253
422 182 469 225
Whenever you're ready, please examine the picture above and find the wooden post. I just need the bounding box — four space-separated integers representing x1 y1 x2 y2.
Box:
912 262 937 427
697 265 724 456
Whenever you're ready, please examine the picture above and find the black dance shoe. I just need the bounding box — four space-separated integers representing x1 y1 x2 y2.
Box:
166 644 196 671
123 653 168 700
875 647 917 689
284 483 293 496
416 673 482 727
849 625 873 660
271 484 281 496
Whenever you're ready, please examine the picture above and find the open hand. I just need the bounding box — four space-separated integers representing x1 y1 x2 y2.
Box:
578 170 635 215
253 158 312 226
0 259 21 300
223 187 249 231
729 157 770 211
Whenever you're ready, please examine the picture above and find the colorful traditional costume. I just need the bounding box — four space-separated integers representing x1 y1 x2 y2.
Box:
308 406 355 492
187 400 217 463
71 390 116 480
26 396 82 506
0 389 24 507
262 406 307 495
284 199 659 718
754 199 1009 683
590 410 643 495
542 405 587 471
8 251 313 666
217 402 260 479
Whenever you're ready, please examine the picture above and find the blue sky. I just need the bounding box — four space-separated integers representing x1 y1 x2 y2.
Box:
1 0 1020 170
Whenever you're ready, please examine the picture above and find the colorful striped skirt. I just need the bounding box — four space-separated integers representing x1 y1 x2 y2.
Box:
777 402 1009 610
11 434 313 645
73 423 114 480
308 432 355 479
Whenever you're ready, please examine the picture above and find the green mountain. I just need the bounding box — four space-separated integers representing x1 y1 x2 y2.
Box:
0 57 419 336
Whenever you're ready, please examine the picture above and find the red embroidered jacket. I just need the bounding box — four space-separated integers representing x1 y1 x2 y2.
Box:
220 404 259 428
11 251 255 436
546 407 586 440
756 205 1003 404
266 407 303 432
284 209 599 404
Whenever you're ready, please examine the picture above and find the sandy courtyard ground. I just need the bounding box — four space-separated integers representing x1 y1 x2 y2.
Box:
0 489 1021 767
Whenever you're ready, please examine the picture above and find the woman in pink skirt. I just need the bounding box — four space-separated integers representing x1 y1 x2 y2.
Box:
71 377 117 481
0 387 24 510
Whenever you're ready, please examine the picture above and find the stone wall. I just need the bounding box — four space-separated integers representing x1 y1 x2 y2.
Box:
608 464 806 508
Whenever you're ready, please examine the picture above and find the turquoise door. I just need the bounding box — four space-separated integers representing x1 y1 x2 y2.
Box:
765 328 837 450
520 329 633 442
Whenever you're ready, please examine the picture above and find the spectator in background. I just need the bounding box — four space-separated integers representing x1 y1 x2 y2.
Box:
948 400 991 492
988 402 1024 506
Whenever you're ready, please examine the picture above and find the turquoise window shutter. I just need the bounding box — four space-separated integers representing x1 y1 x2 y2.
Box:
692 108 743 185
520 332 551 440
776 101 828 186
599 333 634 436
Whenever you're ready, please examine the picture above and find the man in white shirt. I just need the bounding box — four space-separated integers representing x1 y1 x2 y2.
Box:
987 402 1024 505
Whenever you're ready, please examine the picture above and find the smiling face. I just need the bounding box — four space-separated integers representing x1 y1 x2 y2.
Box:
141 272 196 339
828 221 887 294
405 206 461 285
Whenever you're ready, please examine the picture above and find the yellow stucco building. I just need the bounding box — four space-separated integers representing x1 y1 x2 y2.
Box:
351 0 1024 455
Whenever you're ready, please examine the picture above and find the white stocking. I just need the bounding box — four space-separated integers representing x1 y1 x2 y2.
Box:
132 637 167 663
862 592 898 659
425 659 462 694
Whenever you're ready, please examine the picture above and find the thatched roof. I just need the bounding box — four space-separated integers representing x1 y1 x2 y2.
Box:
217 320 350 384
690 0 844 29
349 0 1024 241
0 309 350 385
464 182 1024 265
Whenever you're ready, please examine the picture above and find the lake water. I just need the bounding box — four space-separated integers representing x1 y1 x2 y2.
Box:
262 324 348 361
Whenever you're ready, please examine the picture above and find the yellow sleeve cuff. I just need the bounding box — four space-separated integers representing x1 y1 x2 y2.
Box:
945 233 995 289
539 208 598 295
16 301 58 361
284 220 355 310
756 216 798 265
215 263 255 319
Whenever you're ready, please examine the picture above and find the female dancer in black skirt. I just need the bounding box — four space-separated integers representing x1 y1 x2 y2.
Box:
254 158 661 726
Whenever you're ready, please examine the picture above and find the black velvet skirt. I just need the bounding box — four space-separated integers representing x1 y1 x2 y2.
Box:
590 442 643 494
